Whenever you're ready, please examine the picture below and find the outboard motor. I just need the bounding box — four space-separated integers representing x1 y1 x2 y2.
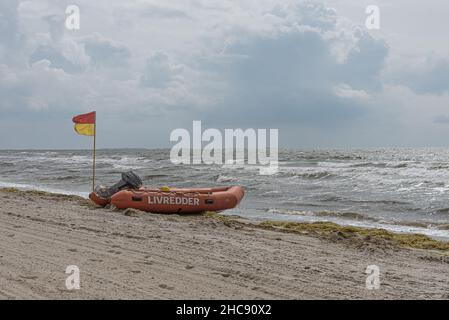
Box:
95 171 143 198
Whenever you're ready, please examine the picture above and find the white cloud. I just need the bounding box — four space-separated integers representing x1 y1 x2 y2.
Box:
333 83 369 99
29 37 90 74
1 0 449 147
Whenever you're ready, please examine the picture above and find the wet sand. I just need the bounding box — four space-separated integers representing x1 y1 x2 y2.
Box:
0 188 448 299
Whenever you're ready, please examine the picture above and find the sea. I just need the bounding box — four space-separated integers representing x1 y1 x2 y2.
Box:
2 148 449 239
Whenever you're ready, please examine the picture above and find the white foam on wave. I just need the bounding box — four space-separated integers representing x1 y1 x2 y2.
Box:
264 208 449 240
0 152 153 169
0 181 89 198
216 175 238 183
343 219 449 240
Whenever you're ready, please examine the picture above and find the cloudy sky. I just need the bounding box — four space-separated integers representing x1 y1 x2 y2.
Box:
1 0 449 149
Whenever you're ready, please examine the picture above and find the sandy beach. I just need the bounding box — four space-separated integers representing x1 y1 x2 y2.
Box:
0 188 448 300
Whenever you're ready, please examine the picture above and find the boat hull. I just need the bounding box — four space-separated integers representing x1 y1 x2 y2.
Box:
89 192 110 207
90 186 244 214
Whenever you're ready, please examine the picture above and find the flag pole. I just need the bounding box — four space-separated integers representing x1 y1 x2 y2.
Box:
92 112 96 192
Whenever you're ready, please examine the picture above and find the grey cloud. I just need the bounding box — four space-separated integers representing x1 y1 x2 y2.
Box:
270 2 337 31
44 14 65 42
0 64 27 111
339 30 388 91
389 56 449 95
1 0 388 128
2 0 448 148
140 5 191 20
0 0 19 45
433 115 449 124
30 45 85 74
83 33 131 67
140 52 183 88
29 32 130 74
27 13 88 74
188 3 387 127
0 0 23 63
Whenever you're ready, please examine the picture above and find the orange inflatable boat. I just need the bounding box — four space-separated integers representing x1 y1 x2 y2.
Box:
89 172 244 214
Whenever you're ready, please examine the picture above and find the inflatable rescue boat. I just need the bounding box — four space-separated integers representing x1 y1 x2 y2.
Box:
89 171 244 214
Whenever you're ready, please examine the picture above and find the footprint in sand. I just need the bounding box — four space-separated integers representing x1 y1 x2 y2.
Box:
107 250 122 254
20 275 38 280
159 284 174 290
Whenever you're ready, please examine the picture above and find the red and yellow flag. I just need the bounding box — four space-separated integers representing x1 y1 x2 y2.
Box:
72 111 96 136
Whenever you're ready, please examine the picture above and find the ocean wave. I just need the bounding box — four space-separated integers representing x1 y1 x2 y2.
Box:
0 181 89 198
263 207 449 239
289 153 363 161
389 162 408 168
434 208 449 214
279 170 335 179
280 201 321 207
350 162 387 168
0 154 154 168
347 199 410 206
314 210 378 221
349 162 408 168
260 192 283 198
315 194 342 202
428 163 449 170
112 164 146 170
216 175 239 183
3 148 449 235
267 208 310 216
41 175 82 181
266 208 378 222
144 174 169 179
